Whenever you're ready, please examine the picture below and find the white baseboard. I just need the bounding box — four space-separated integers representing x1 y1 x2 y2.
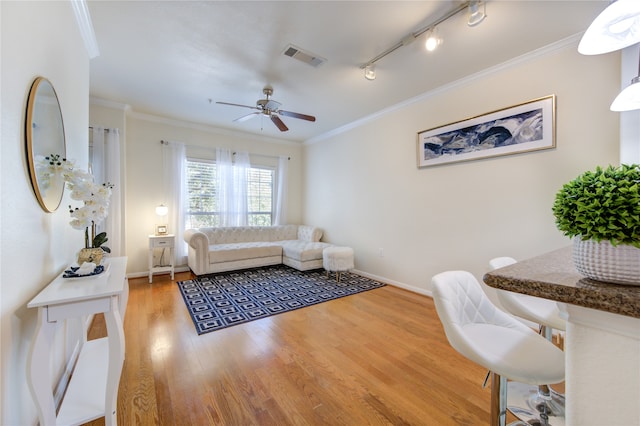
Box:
126 264 432 298
127 265 190 279
352 269 433 297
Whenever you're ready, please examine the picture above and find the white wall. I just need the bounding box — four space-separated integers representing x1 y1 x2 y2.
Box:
620 44 640 164
0 1 89 424
303 39 620 298
110 111 304 275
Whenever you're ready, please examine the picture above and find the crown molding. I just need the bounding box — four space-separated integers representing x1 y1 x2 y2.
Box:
127 110 299 147
90 96 131 112
305 33 583 145
70 0 100 59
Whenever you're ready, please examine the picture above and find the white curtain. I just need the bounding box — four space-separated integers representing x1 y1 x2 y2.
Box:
274 156 288 225
91 127 123 256
163 142 187 265
216 148 249 227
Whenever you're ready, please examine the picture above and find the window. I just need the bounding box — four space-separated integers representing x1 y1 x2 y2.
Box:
185 158 274 228
247 167 274 226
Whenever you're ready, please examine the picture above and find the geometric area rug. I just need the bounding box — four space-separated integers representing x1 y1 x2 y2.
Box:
177 264 386 335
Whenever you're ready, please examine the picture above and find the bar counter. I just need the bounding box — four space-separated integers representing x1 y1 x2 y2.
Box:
483 246 640 319
482 245 640 426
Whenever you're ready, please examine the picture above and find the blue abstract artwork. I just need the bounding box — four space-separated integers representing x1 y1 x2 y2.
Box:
417 96 555 167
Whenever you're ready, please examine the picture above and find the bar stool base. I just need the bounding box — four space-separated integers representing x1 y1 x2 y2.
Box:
507 382 565 426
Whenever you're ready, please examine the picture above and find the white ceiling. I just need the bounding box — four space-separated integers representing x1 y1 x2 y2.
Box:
88 1 607 143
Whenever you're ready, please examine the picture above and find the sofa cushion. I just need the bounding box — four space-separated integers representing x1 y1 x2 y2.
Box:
208 242 282 264
203 225 298 245
280 240 333 262
297 225 323 242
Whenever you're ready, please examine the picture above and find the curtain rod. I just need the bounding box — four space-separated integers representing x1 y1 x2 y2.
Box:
160 140 290 160
234 152 290 161
88 126 114 131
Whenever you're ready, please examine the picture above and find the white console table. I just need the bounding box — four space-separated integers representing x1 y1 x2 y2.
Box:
27 256 128 426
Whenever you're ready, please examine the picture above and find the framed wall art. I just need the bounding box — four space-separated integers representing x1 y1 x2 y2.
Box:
416 95 556 168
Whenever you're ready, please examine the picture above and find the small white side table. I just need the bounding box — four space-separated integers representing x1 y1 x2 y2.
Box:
149 234 175 283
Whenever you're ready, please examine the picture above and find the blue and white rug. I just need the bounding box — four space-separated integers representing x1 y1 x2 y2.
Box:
177 265 385 334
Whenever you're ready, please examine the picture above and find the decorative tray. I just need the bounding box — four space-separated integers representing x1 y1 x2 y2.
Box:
63 264 109 279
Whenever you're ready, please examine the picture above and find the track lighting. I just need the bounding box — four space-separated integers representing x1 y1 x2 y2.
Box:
578 0 640 55
467 1 486 27
364 64 376 81
360 1 487 79
425 28 442 52
610 53 640 111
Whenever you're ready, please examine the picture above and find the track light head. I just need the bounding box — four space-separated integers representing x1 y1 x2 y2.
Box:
468 0 487 27
364 64 376 81
425 28 442 52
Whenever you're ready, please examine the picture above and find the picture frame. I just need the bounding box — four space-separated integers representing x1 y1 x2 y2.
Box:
156 225 168 235
416 95 556 168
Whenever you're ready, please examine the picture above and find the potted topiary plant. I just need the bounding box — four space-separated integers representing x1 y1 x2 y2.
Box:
552 164 640 285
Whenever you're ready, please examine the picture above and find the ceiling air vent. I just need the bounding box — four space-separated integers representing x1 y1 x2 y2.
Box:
283 44 327 68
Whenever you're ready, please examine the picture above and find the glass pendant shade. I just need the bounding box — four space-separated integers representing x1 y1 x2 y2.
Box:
611 76 640 111
578 0 640 55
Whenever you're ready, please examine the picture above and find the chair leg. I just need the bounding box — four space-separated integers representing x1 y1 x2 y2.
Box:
490 372 507 426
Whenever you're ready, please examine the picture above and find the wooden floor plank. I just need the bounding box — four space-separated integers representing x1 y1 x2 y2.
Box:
84 269 506 425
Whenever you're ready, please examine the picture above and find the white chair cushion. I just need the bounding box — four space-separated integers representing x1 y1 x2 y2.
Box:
431 270 565 386
490 257 566 331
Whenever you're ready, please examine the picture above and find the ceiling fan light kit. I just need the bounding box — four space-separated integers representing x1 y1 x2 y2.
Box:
217 86 316 132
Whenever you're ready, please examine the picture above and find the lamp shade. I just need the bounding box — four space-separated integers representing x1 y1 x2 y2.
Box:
155 204 169 216
611 76 640 111
578 0 640 55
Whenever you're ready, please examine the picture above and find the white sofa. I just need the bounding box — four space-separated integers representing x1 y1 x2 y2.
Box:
183 225 334 275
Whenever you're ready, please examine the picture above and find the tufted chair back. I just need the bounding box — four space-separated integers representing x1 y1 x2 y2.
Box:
431 270 564 385
489 257 566 331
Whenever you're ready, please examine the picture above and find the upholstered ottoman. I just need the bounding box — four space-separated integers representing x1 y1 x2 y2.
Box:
322 246 354 282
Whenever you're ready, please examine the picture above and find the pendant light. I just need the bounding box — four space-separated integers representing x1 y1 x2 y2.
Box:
611 52 640 111
578 0 640 55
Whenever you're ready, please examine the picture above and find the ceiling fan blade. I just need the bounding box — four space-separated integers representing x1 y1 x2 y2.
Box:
278 110 316 122
270 115 289 132
216 101 260 111
234 112 260 122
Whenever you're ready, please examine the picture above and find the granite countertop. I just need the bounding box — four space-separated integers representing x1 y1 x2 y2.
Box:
483 246 640 319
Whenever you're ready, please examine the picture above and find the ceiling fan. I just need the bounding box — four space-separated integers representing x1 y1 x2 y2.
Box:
216 86 316 132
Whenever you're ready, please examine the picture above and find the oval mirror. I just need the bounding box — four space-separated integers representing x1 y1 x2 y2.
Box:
25 77 67 212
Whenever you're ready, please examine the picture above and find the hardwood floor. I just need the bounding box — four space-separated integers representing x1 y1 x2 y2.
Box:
86 270 497 425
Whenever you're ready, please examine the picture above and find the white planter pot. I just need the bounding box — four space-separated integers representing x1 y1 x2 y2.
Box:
573 238 640 286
